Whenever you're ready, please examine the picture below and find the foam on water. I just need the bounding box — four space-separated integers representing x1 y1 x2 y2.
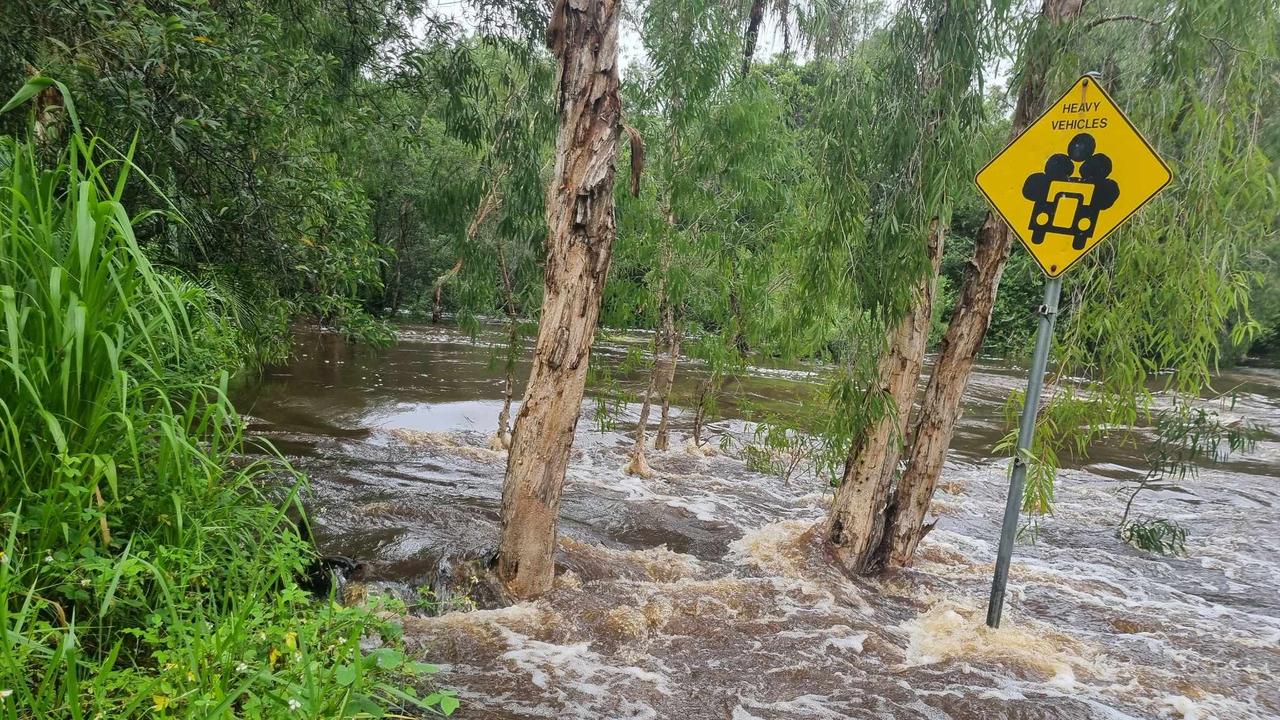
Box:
726 519 821 577
899 599 1100 686
235 326 1280 719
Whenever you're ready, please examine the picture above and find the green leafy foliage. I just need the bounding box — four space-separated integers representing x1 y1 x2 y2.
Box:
0 88 451 718
1118 399 1264 549
737 410 852 487
1003 0 1278 532
1 0 469 346
995 387 1131 535
1121 519 1188 555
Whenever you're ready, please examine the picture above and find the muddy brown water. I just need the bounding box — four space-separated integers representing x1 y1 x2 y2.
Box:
232 325 1280 720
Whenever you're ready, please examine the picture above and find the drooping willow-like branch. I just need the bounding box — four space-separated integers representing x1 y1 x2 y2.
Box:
1086 13 1160 30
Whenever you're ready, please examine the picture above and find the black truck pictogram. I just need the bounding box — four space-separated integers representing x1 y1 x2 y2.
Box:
1022 133 1120 251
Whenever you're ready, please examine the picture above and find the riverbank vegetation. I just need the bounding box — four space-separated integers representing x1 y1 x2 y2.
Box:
0 85 454 717
3 0 1278 713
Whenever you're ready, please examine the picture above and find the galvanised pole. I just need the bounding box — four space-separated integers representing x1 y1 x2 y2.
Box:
986 274 1062 628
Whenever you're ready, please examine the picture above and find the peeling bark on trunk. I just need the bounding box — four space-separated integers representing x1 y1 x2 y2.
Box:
741 0 767 76
825 223 943 575
496 0 622 599
884 0 1084 569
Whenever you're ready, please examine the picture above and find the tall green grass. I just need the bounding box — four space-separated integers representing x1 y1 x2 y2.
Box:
0 79 455 718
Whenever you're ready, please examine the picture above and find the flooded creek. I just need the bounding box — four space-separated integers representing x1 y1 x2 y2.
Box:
233 325 1280 719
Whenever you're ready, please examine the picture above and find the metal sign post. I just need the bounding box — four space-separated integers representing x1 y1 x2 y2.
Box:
973 72 1170 629
985 275 1062 629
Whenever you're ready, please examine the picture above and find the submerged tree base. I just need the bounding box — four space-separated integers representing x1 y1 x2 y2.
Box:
489 431 513 452
624 451 657 479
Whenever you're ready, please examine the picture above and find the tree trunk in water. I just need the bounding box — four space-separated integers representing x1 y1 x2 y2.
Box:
494 335 517 451
691 377 712 447
491 236 518 452
741 0 767 76
653 235 677 451
496 0 622 599
884 0 1085 569
629 225 674 469
625 329 661 477
654 309 680 451
824 223 943 574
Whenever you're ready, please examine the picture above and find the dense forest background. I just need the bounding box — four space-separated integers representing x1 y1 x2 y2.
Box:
5 0 1275 367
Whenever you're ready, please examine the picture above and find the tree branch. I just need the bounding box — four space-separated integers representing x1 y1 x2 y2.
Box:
1086 14 1160 30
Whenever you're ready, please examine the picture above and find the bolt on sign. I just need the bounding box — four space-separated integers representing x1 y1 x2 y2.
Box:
976 75 1172 277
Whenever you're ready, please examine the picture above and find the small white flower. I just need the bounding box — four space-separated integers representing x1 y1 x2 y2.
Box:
0 689 13 699
44 554 54 563
235 662 249 673
81 578 91 587
287 698 302 712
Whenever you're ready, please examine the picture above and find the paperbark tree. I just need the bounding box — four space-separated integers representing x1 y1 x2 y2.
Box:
824 224 943 573
654 298 680 450
625 234 675 473
496 0 623 598
820 0 995 575
625 307 663 478
623 0 738 464
885 0 1085 568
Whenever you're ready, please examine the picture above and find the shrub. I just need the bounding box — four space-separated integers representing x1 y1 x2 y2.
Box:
1120 519 1188 556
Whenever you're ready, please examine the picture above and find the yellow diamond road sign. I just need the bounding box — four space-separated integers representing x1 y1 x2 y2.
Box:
976 75 1172 277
